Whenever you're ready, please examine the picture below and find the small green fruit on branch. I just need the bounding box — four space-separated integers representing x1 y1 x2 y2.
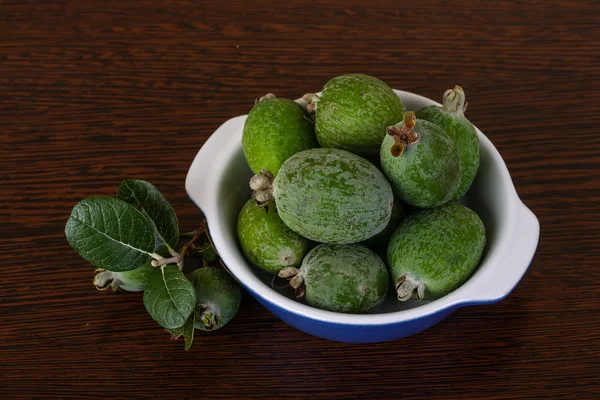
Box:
66 179 243 350
191 267 241 332
94 260 154 292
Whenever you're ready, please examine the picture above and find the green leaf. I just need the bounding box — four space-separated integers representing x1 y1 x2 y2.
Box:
168 326 184 339
65 197 157 272
167 312 195 350
117 180 179 253
143 265 196 330
183 312 196 350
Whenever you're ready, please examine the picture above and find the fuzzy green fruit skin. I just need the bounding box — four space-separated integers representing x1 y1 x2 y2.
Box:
237 198 311 275
302 244 389 313
315 74 406 158
191 267 241 331
274 148 393 244
115 259 154 292
380 120 461 208
388 203 486 300
242 98 318 176
416 106 479 198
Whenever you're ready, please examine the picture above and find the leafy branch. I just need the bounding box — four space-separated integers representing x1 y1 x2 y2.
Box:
65 179 239 350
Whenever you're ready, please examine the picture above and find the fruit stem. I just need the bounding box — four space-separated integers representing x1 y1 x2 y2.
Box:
301 93 320 114
442 85 467 114
250 170 275 206
386 111 420 157
179 225 206 259
150 252 182 269
395 274 425 301
151 254 183 269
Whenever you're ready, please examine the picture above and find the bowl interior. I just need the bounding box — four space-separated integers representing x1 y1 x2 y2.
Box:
211 91 513 316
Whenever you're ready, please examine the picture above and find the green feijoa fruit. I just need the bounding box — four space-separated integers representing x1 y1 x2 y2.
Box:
242 94 318 176
251 148 394 244
304 74 405 159
361 199 406 252
380 112 461 208
388 203 486 301
416 86 479 198
279 244 389 314
237 198 311 275
93 259 154 292
190 267 242 331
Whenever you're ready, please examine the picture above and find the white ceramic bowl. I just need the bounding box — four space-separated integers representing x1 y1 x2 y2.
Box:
185 90 540 343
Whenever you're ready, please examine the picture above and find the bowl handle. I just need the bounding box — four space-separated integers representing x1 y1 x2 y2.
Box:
467 203 540 304
185 116 247 217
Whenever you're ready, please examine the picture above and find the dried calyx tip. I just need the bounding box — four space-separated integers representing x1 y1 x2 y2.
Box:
442 85 467 113
294 284 306 298
250 170 275 206
386 112 420 157
254 191 274 205
198 304 221 331
403 111 416 129
278 267 300 279
256 93 277 104
277 267 306 298
289 274 303 290
395 275 425 301
249 171 273 191
93 270 115 291
302 93 320 114
93 269 129 292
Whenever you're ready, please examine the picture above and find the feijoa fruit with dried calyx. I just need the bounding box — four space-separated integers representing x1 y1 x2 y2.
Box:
304 74 405 159
387 203 486 301
380 111 461 208
251 148 394 244
93 259 154 292
236 197 310 275
279 244 389 314
416 85 480 198
242 94 318 176
190 267 241 331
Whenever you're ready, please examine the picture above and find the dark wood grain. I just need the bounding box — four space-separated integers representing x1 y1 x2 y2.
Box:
1 0 599 398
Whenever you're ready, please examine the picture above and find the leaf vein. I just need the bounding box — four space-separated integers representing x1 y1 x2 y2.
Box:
70 217 153 256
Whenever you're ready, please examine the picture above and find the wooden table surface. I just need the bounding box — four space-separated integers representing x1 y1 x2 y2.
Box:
2 1 599 398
